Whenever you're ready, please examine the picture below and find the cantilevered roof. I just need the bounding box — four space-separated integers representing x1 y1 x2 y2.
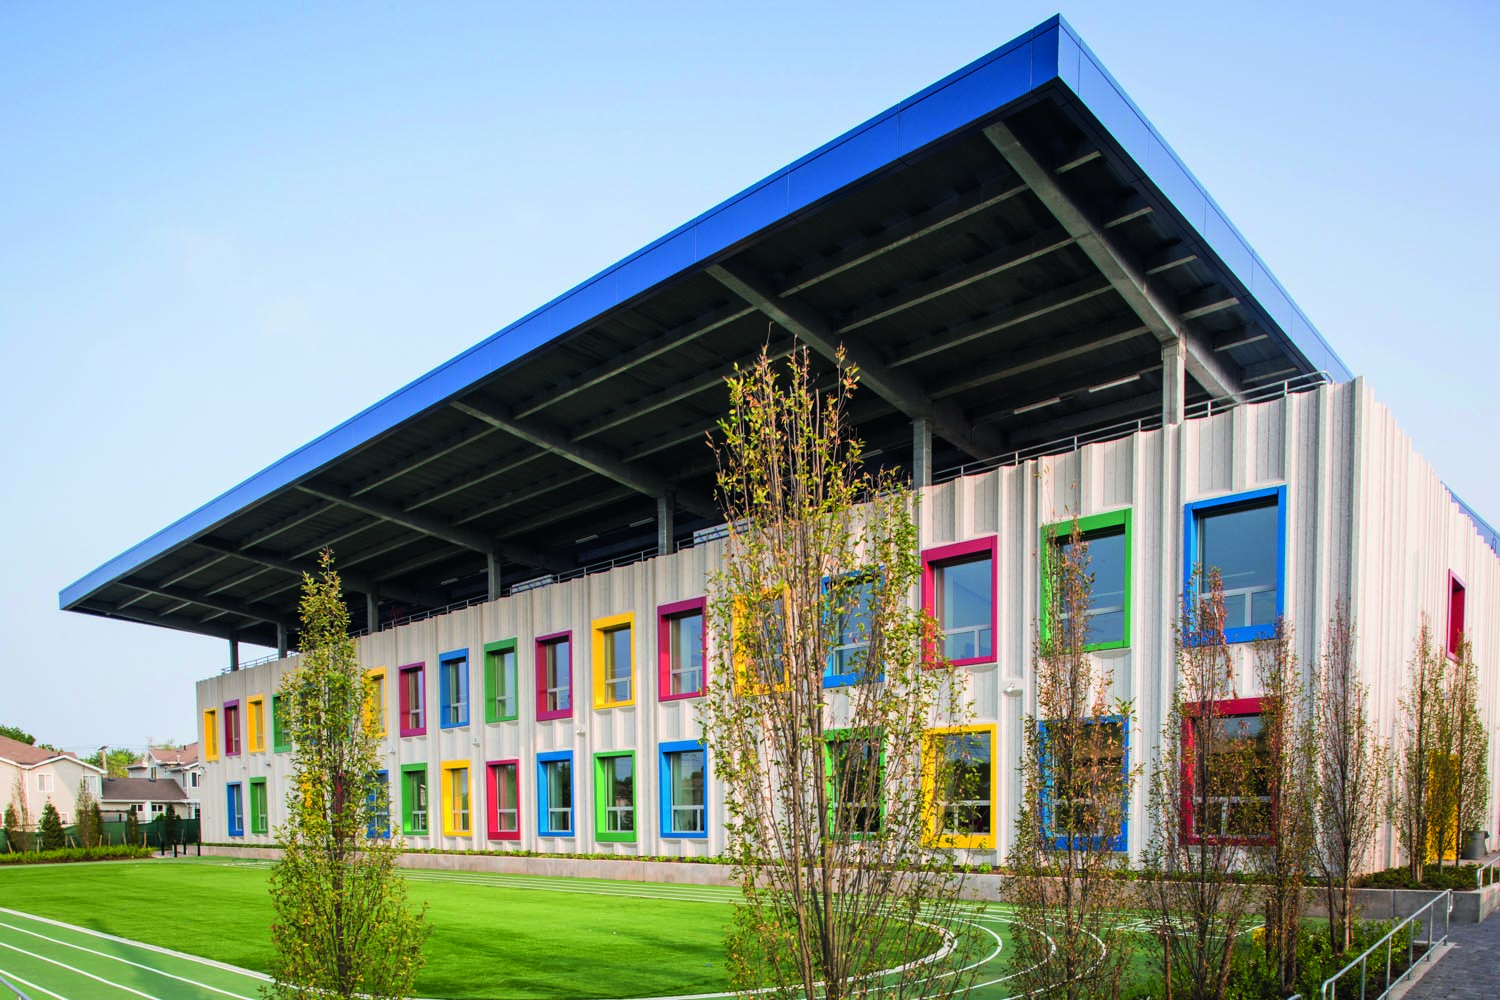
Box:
60 16 1353 647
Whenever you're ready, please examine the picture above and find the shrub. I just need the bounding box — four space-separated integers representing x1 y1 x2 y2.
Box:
0 844 153 865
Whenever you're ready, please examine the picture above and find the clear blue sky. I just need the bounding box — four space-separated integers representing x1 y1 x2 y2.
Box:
2 1 1495 753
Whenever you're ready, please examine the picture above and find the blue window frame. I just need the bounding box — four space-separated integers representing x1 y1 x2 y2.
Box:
537 750 574 838
226 782 245 837
1038 717 1129 852
368 770 390 839
439 648 469 728
824 572 881 687
659 740 708 839
1183 486 1286 643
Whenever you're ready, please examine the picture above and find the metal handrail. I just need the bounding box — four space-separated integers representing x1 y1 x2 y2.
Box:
1475 854 1500 888
0 972 33 1000
1319 889 1451 1000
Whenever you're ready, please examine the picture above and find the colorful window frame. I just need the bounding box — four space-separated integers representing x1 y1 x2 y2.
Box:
1041 510 1133 652
486 759 520 841
1448 572 1467 658
439 649 470 729
824 572 882 687
658 598 707 700
398 662 426 737
536 632 573 721
1181 697 1272 846
825 729 885 838
365 667 387 736
731 590 789 694
440 760 471 836
226 782 244 837
247 696 266 753
202 708 219 761
659 740 708 839
593 751 636 843
1183 486 1286 644
923 724 997 849
1038 716 1129 852
368 770 391 839
484 639 519 723
592 613 635 709
537 750 575 837
248 777 269 835
271 694 290 752
400 763 429 836
223 700 241 757
921 536 998 667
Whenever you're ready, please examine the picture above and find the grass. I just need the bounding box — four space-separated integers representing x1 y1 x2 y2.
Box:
0 858 734 998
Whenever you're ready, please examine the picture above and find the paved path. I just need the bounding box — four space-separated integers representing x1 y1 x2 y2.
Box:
1396 912 1500 1000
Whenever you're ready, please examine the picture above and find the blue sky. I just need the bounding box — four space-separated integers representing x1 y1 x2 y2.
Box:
2 0 1496 752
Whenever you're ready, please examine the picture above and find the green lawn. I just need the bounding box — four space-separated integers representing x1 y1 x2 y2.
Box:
0 858 734 999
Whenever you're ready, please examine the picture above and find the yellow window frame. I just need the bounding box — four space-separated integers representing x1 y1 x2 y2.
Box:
922 724 997 849
365 667 388 736
732 589 790 695
592 612 636 709
202 709 219 761
440 760 471 837
246 696 266 753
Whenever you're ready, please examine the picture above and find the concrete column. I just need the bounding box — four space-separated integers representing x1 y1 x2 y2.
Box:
912 417 933 488
1161 339 1186 426
366 591 379 634
487 552 502 602
276 623 288 660
228 638 239 672
657 494 675 555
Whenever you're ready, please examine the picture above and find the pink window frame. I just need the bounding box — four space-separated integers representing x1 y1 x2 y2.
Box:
535 631 573 721
398 662 426 737
658 597 708 701
920 536 998 667
223 700 241 757
1179 696 1271 846
486 758 521 841
1448 571 1467 659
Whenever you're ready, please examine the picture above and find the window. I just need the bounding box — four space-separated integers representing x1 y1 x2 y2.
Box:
1449 573 1467 658
271 695 290 752
924 725 995 849
400 765 429 835
922 537 996 666
536 633 572 721
441 761 471 836
203 709 218 760
1182 698 1272 844
369 771 390 839
35 773 52 793
249 778 269 835
398 663 426 736
247 696 266 753
365 668 387 736
659 741 707 838
826 730 883 837
592 613 635 708
658 598 706 700
191 771 200 788
732 591 788 692
226 783 244 837
1038 717 1128 851
826 573 879 687
439 650 469 729
223 701 241 757
1042 510 1132 650
1184 487 1285 643
594 752 636 842
537 751 574 837
484 640 519 722
486 760 520 841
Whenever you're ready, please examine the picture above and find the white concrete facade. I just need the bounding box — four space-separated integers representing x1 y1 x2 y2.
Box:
195 379 1499 868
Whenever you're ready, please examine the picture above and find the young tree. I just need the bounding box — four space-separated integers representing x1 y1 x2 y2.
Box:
1005 521 1134 1000
75 779 102 848
1142 570 1261 1000
38 801 64 851
1395 620 1443 883
125 810 141 847
1452 638 1489 850
163 803 179 847
2 803 19 853
1313 603 1386 956
265 550 428 1000
82 748 137 779
702 345 977 1000
0 724 36 745
1251 620 1317 994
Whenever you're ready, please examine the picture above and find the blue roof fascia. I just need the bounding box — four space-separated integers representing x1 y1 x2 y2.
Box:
1445 486 1500 558
1046 18 1351 383
60 15 1348 610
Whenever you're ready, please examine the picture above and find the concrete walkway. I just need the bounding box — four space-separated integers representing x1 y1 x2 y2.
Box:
1395 910 1500 1000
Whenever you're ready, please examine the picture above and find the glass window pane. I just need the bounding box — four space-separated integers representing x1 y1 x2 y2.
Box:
669 750 705 833
606 627 632 702
1061 527 1126 646
937 556 992 659
670 613 704 694
1199 502 1278 628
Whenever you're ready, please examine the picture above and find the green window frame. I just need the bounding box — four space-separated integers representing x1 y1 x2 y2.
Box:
248 777 269 835
401 764 429 836
825 728 885 838
271 694 291 752
484 639 519 723
1041 509 1132 652
593 751 636 843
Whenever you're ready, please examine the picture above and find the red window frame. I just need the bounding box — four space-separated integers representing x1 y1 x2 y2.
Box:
920 536 998 667
223 700 241 757
486 759 520 841
1180 696 1272 846
398 662 426 737
535 631 572 721
658 597 707 701
1448 572 1467 659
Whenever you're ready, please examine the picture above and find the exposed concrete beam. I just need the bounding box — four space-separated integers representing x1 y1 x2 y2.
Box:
499 486 638 538
622 418 720 463
158 551 231 590
301 480 492 553
349 423 499 496
1243 360 1300 384
982 120 1241 403
203 563 273 597
1145 241 1198 275
777 175 1029 295
1006 389 1162 448
1213 325 1269 352
912 418 933 488
1102 193 1153 228
1163 339 1186 426
373 544 472 584
1178 284 1239 321
708 259 1003 460
288 517 383 560
929 315 1149 399
451 399 717 519
970 359 1160 425
657 494 674 555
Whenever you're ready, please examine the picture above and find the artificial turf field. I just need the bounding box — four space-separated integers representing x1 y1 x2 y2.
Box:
0 858 1023 1000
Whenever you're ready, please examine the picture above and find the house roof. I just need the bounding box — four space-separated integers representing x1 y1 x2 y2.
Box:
0 734 99 772
101 777 188 803
60 15 1382 647
148 744 200 767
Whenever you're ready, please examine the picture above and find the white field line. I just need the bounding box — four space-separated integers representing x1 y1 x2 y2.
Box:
0 940 161 1000
0 920 256 1000
0 910 269 984
0 965 71 1000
